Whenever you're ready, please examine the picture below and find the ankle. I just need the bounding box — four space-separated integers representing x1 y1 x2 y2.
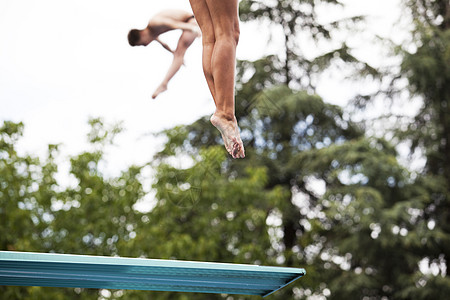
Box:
213 111 235 122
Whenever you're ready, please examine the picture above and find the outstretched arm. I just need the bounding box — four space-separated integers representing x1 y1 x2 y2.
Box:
156 38 173 53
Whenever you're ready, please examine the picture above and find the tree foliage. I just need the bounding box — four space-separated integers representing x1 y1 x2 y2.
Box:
238 0 375 91
1 119 147 299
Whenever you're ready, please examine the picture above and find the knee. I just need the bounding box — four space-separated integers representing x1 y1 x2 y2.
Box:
203 66 213 81
180 38 192 50
232 27 240 46
228 19 240 45
217 22 240 46
202 31 216 46
233 22 240 45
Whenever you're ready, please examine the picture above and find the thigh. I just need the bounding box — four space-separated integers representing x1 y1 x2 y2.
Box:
189 0 215 43
174 29 197 54
205 0 239 37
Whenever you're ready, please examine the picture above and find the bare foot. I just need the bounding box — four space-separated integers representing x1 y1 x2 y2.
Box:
152 84 167 99
210 114 245 159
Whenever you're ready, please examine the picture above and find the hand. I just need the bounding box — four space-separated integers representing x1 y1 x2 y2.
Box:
156 38 174 53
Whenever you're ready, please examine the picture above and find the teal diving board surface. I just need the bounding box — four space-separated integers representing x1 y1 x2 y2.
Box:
0 251 305 297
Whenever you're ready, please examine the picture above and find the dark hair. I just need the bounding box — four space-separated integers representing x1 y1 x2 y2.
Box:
127 29 141 46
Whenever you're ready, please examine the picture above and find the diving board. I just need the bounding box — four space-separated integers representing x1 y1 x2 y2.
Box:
0 251 305 297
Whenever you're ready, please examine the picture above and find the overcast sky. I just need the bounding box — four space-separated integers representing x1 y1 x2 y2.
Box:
0 0 405 176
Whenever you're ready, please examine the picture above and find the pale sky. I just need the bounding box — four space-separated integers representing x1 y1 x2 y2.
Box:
0 0 405 176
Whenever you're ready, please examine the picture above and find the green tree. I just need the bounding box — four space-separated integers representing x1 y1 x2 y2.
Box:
1 119 147 299
0 121 66 299
145 1 450 299
122 145 291 300
239 0 375 90
346 0 450 297
154 85 422 299
392 0 450 297
295 0 450 298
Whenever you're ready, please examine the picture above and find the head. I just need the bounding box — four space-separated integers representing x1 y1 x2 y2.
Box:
128 28 155 47
128 29 143 46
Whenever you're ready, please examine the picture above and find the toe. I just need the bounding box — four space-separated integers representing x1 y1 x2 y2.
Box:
225 145 232 156
236 140 245 158
232 142 240 159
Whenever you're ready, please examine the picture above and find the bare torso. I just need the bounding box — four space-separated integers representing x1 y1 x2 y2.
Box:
147 9 194 37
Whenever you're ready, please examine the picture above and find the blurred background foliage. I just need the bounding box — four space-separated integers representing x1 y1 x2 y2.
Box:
1 0 449 299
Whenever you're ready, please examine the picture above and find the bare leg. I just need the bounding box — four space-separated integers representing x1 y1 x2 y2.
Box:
152 30 197 99
188 0 217 104
189 0 245 158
